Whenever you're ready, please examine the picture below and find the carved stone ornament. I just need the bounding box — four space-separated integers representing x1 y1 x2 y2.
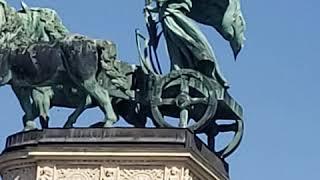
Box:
56 167 100 180
183 168 198 180
37 166 54 180
0 161 207 180
2 166 36 180
166 166 182 180
120 167 164 180
101 168 118 180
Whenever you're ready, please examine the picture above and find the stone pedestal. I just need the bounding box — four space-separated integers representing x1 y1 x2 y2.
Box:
0 128 229 180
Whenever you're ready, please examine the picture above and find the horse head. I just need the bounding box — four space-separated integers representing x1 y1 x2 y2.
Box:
0 49 12 85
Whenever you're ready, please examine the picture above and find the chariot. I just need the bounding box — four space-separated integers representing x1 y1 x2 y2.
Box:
96 51 244 158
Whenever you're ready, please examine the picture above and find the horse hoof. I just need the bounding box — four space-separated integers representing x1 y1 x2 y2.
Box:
63 123 74 128
89 122 104 128
40 117 49 129
23 127 37 131
24 121 37 131
104 121 114 128
64 125 74 129
179 123 188 128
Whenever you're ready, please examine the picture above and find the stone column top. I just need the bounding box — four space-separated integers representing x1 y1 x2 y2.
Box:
2 128 229 179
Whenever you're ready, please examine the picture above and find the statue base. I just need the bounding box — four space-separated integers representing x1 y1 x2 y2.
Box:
0 128 229 180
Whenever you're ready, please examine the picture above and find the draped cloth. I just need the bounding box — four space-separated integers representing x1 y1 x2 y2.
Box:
159 0 228 86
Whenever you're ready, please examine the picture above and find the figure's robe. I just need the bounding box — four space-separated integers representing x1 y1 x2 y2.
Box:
158 0 230 86
156 0 246 86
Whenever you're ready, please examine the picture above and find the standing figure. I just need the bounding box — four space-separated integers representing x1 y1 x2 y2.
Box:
145 0 246 87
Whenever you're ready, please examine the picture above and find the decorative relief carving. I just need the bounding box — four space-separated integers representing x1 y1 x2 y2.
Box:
1 161 203 180
56 167 100 180
37 166 54 180
165 166 182 180
120 167 164 180
101 168 118 180
2 166 35 180
183 169 194 180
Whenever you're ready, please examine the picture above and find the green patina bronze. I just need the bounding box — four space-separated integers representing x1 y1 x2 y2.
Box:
144 0 246 87
0 0 246 158
0 1 68 49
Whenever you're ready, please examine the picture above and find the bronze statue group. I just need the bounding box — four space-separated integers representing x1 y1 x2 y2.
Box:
0 0 246 158
0 0 244 131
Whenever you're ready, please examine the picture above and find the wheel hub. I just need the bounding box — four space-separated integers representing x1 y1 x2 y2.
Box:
175 93 191 109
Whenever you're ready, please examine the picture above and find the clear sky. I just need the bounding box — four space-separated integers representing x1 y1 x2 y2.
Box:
0 0 319 180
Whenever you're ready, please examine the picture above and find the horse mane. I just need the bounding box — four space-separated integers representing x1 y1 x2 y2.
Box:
0 3 69 50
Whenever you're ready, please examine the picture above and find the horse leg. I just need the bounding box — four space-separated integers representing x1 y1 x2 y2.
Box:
131 104 147 128
64 95 92 128
32 88 51 129
82 77 117 127
12 86 36 131
118 102 147 128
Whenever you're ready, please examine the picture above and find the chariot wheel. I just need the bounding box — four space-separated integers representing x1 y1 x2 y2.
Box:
206 119 244 159
150 69 219 131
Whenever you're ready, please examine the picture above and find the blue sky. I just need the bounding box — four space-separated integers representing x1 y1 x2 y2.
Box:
0 0 319 179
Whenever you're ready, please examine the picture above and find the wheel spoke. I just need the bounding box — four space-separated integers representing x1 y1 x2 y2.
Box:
218 123 238 132
179 109 189 128
180 77 189 94
159 98 176 105
190 97 208 105
207 134 216 152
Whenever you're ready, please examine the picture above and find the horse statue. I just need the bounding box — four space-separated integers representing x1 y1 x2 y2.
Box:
0 1 141 131
26 37 145 129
